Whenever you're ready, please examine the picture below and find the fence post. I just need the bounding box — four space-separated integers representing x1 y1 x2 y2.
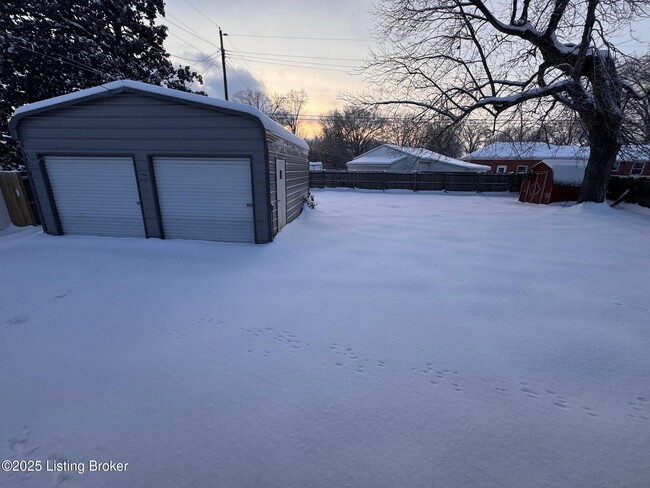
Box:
413 172 418 192
476 173 481 193
352 171 356 190
443 173 449 192
383 171 387 191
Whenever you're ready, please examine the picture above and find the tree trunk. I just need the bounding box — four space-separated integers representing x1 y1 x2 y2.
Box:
579 113 620 203
578 55 623 203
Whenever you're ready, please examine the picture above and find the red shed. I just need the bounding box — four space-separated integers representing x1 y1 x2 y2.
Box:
519 159 587 204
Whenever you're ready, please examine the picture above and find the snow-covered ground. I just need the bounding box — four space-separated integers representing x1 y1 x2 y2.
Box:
1 190 649 488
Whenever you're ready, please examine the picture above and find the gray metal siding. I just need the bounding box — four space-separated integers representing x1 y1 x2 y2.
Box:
16 93 273 243
266 132 309 236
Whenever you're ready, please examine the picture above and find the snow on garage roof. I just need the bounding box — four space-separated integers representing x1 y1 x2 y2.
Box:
462 142 588 161
540 159 588 185
10 80 309 151
349 144 490 171
385 145 490 171
463 142 650 164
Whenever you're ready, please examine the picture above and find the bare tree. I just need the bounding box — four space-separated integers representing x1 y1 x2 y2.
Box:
233 88 288 124
620 53 650 143
276 89 308 135
237 88 309 135
233 89 271 112
460 120 493 154
368 0 650 202
384 113 464 157
310 105 387 168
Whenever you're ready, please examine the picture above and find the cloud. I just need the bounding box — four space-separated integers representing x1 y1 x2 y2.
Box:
193 57 264 99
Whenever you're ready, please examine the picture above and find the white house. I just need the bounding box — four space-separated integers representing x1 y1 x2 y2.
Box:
309 161 323 171
346 144 490 173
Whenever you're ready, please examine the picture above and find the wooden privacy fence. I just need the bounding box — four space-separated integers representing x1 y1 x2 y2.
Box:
309 170 525 193
0 171 39 226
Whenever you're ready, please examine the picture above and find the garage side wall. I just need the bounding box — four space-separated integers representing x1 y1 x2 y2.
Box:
15 93 273 243
267 133 309 236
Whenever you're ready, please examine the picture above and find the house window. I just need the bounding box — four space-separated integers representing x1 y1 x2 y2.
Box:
496 165 508 174
516 165 528 174
630 162 645 176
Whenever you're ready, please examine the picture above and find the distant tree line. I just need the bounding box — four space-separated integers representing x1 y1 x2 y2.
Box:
231 54 650 171
232 88 308 135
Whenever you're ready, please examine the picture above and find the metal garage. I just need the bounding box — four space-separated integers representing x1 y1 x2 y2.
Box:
9 80 309 243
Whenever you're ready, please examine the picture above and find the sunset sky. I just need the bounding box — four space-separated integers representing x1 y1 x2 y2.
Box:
162 0 650 138
163 0 377 137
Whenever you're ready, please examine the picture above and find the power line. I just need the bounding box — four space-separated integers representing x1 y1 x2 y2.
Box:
13 43 109 77
230 52 359 69
228 33 373 42
163 8 229 97
225 59 255 92
166 12 215 46
160 16 221 50
165 30 210 54
189 61 218 89
232 50 366 62
225 37 263 83
182 0 222 29
228 55 355 73
168 51 219 64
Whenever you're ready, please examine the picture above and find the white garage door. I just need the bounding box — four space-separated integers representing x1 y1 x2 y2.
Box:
153 158 254 242
44 156 145 238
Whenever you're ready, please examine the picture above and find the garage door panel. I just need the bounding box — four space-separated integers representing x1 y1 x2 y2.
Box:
44 157 145 238
153 158 254 243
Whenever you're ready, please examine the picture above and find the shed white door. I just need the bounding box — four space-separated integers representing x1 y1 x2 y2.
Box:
276 159 287 230
44 156 145 238
153 158 254 242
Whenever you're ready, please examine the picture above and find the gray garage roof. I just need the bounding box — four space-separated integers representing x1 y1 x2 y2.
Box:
10 79 309 151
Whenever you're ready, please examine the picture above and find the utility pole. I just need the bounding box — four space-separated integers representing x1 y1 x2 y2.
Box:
219 28 229 101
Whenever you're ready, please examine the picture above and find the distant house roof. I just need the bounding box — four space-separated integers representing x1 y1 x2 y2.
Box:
540 159 588 185
462 142 650 163
309 161 323 170
462 142 588 161
349 144 490 171
10 79 309 150
617 145 650 162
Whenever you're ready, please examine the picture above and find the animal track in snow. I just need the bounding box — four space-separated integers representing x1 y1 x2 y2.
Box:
513 383 603 417
410 363 463 391
628 396 650 421
240 327 309 358
3 314 30 329
273 330 306 349
5 427 42 482
46 270 102 304
326 343 376 372
7 426 40 457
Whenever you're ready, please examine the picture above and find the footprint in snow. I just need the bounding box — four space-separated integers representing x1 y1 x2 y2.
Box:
628 396 650 421
4 314 30 328
413 363 462 391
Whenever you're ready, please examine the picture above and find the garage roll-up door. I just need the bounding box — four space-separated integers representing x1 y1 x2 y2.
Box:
44 156 145 238
153 158 254 243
